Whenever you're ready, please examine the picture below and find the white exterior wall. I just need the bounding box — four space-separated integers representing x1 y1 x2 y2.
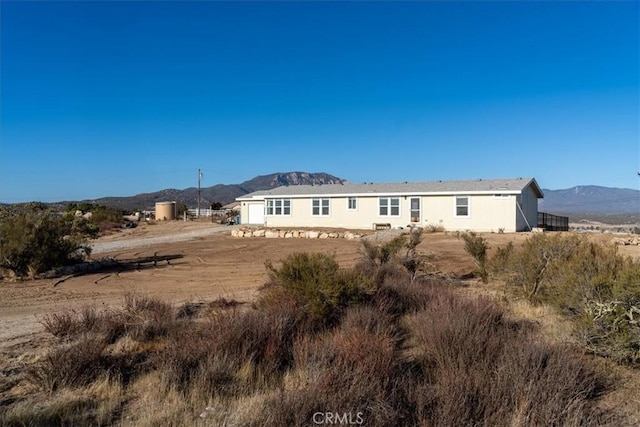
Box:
516 184 539 231
256 194 524 232
264 196 413 229
421 195 517 232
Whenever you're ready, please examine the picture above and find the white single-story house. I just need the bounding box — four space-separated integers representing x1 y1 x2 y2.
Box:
236 177 544 232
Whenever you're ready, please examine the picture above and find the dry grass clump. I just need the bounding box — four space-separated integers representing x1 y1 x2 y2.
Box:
371 274 445 317
2 376 123 427
156 302 300 398
40 305 104 339
40 293 177 344
122 293 176 341
26 335 108 393
256 306 409 427
406 289 610 426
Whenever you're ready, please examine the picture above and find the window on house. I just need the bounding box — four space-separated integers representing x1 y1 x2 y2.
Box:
379 197 400 216
410 198 420 222
348 197 357 210
312 198 330 216
455 196 469 217
266 199 291 216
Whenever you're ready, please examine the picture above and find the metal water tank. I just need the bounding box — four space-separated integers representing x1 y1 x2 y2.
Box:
155 201 176 221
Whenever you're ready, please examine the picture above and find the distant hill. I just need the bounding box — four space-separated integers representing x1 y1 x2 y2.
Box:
539 185 640 224
65 172 346 211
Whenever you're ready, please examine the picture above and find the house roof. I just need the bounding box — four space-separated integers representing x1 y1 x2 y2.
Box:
222 201 240 210
237 177 544 200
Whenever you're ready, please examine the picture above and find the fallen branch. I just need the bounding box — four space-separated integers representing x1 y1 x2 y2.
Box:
94 274 112 285
52 274 77 287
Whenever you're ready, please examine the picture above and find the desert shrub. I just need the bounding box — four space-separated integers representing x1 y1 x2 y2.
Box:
504 233 583 302
40 296 179 345
208 296 243 310
359 235 407 268
40 306 105 339
424 223 445 233
358 232 431 285
263 252 374 327
122 293 176 341
497 234 640 364
490 240 514 273
372 277 441 317
579 299 640 364
67 203 125 230
257 306 409 427
460 231 489 283
406 290 610 426
27 336 107 393
401 228 427 283
0 209 92 278
176 301 205 319
40 310 83 338
157 304 300 397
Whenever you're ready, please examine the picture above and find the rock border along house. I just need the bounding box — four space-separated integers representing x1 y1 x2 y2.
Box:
236 177 544 232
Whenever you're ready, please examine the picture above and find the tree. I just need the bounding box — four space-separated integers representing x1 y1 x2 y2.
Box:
0 209 94 278
177 204 188 217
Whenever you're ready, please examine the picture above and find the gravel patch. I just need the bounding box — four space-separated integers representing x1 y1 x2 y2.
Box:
91 226 237 254
361 228 408 241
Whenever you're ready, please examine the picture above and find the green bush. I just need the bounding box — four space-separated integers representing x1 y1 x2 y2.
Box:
580 299 640 364
460 232 489 283
359 235 406 268
263 252 374 327
0 209 93 278
66 202 125 231
502 234 636 306
490 241 513 273
357 232 428 285
495 233 640 365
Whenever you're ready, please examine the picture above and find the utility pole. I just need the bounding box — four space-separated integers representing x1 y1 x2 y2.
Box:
197 168 202 218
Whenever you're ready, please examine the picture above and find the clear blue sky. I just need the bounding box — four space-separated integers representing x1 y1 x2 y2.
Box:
1 1 638 203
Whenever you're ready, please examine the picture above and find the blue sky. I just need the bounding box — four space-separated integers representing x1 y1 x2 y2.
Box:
1 1 638 203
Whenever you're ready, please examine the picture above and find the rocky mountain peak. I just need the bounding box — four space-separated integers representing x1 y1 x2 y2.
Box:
244 171 346 189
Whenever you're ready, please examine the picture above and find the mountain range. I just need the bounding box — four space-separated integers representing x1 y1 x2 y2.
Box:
49 173 639 224
540 185 639 224
82 172 345 211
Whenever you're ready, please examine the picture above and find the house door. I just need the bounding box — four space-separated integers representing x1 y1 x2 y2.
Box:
410 198 420 223
247 203 265 224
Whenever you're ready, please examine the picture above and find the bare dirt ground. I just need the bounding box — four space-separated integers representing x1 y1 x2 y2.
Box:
1 222 639 420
